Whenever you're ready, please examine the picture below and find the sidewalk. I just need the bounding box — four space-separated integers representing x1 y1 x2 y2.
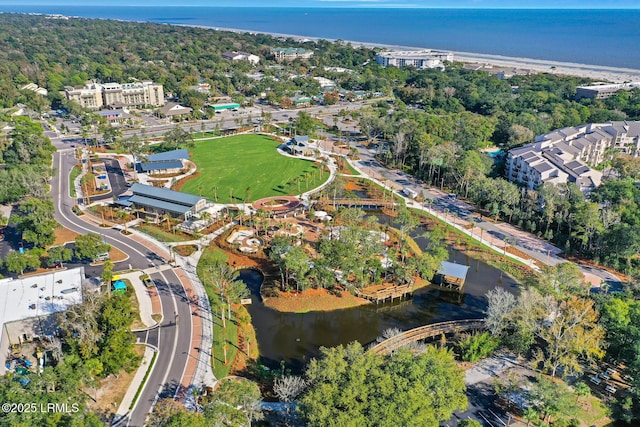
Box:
345 157 540 270
112 346 157 425
117 271 159 328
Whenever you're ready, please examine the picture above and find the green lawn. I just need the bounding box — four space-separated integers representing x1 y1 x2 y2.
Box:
180 134 329 203
135 224 192 243
69 165 82 197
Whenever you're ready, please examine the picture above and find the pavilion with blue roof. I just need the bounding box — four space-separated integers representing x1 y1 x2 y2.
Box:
138 149 189 175
119 183 206 221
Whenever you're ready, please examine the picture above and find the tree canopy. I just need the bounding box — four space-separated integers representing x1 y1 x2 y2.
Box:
299 341 467 427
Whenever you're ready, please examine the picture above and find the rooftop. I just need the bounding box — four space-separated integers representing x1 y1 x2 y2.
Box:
145 149 190 163
437 261 470 280
0 267 85 340
139 160 184 172
131 183 203 207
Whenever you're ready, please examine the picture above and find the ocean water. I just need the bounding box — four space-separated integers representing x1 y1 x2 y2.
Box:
1 6 639 69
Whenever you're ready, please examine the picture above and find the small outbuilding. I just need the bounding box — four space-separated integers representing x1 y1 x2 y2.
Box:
435 261 470 289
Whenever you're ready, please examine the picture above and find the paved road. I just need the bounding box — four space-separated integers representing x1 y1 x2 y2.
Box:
52 149 193 426
352 145 623 289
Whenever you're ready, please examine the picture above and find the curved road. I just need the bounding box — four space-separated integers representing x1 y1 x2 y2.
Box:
52 149 193 426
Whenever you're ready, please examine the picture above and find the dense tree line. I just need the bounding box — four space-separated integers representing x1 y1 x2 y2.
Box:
0 291 138 426
0 115 55 203
0 14 376 112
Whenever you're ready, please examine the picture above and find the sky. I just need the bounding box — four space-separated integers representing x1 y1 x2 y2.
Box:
3 0 640 8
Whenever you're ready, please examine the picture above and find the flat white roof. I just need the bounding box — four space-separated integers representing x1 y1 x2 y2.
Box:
0 267 84 340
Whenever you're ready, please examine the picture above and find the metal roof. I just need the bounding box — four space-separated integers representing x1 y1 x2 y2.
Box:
131 183 202 207
146 149 190 162
140 160 184 172
129 194 194 215
437 261 470 280
292 136 309 144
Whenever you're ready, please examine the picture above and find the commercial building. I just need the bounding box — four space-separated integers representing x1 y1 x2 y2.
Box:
575 82 640 100
125 183 206 220
506 121 640 193
158 102 193 119
0 268 85 375
270 47 314 62
222 51 260 65
65 81 165 110
375 50 454 70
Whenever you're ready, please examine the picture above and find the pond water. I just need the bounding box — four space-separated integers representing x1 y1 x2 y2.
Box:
238 219 519 371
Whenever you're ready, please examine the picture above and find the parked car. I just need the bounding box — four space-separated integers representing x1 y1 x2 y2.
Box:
141 274 155 288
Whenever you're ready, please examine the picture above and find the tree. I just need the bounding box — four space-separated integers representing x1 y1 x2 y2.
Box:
528 375 578 424
202 379 264 426
47 245 73 267
74 233 110 261
274 375 307 408
485 287 517 335
161 126 194 150
5 250 40 275
300 342 467 427
534 295 605 377
15 197 57 248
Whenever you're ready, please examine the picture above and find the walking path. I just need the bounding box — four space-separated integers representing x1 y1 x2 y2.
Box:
113 346 157 422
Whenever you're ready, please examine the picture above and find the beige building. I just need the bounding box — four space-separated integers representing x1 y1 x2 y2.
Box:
65 81 165 110
506 121 640 193
575 82 640 100
270 47 314 62
222 51 260 65
375 50 454 70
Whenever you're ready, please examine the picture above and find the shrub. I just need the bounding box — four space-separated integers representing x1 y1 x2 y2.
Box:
457 331 500 362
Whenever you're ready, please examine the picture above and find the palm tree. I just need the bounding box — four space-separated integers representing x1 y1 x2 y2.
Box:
200 211 212 225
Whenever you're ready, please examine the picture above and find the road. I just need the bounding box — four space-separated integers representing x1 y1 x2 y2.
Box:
52 149 193 426
352 145 622 289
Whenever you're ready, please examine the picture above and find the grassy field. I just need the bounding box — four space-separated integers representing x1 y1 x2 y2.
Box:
178 134 329 203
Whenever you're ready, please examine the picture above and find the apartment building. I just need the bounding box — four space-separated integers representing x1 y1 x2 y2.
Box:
270 47 314 62
375 50 454 70
65 81 165 109
506 121 640 193
222 51 260 65
575 82 640 100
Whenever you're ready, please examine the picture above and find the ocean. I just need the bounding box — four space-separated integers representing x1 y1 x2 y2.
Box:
1 6 639 70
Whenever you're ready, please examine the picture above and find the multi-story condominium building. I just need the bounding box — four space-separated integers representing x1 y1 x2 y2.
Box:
65 81 165 109
575 82 640 100
375 50 454 70
506 121 640 193
222 51 260 65
270 47 314 62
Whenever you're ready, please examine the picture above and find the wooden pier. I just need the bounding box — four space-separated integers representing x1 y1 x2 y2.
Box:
357 283 414 304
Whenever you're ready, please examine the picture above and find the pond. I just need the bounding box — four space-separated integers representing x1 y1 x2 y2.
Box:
238 220 519 371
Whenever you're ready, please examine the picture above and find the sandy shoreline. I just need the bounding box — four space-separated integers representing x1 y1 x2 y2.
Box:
190 24 640 83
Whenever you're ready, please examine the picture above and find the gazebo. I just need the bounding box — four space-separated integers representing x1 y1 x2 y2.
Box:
435 261 470 290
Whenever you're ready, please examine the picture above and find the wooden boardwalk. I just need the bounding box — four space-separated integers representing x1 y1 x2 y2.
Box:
369 319 486 355
326 198 397 209
356 283 413 304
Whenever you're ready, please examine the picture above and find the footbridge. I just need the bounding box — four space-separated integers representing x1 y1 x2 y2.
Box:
369 319 486 355
325 198 397 209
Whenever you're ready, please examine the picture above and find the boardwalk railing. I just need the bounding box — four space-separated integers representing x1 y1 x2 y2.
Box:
369 319 486 355
325 198 397 208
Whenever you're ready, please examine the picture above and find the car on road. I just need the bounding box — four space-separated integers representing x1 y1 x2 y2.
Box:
141 274 155 288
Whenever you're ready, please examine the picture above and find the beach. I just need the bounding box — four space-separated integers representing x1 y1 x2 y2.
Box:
206 25 640 83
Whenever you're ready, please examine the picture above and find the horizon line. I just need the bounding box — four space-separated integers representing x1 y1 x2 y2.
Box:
3 5 640 10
